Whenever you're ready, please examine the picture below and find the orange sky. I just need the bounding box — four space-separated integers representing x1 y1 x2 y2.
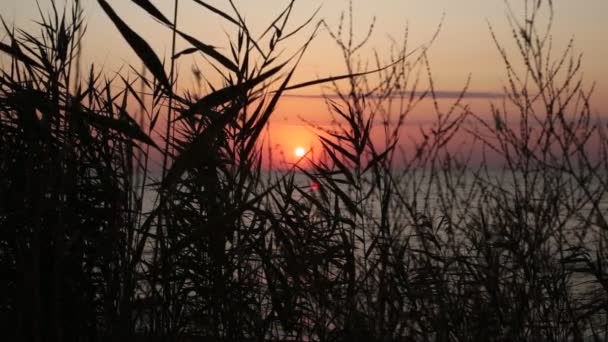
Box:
4 0 607 166
7 0 606 100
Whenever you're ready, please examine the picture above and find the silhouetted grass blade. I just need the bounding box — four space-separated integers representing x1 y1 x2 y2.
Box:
162 111 234 189
319 135 358 164
176 30 239 73
56 15 68 62
177 62 286 119
362 142 396 174
132 0 172 26
97 0 171 92
0 41 44 70
81 109 159 149
243 60 298 157
172 47 198 60
192 0 240 26
283 55 407 91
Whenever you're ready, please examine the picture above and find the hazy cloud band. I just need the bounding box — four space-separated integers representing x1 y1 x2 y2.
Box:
283 91 504 99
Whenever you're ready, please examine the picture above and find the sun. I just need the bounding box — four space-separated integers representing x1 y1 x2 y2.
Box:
294 147 306 158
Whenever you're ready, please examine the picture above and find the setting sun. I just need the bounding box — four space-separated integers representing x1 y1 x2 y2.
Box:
294 147 306 158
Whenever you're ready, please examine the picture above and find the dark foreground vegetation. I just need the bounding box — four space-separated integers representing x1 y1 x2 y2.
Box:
1 0 607 340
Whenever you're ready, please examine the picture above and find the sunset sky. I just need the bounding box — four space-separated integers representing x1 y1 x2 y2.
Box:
4 0 607 163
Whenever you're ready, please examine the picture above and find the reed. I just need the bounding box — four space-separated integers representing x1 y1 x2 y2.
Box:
0 0 606 341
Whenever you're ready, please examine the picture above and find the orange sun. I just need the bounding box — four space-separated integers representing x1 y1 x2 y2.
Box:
294 147 306 158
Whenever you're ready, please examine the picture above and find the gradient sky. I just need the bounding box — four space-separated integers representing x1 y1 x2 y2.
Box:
4 0 607 163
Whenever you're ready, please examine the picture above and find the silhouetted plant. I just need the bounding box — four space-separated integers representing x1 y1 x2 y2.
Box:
1 0 607 341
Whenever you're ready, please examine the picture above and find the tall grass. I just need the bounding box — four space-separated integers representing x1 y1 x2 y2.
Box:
0 0 606 341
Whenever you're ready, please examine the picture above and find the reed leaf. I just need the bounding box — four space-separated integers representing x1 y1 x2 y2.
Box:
132 0 172 26
162 110 235 189
97 0 171 92
319 135 358 164
0 41 44 70
80 109 158 148
176 30 239 73
192 0 240 26
172 47 198 60
283 55 409 91
177 62 286 119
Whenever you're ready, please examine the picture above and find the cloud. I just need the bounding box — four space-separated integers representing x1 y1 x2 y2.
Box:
283 90 504 100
